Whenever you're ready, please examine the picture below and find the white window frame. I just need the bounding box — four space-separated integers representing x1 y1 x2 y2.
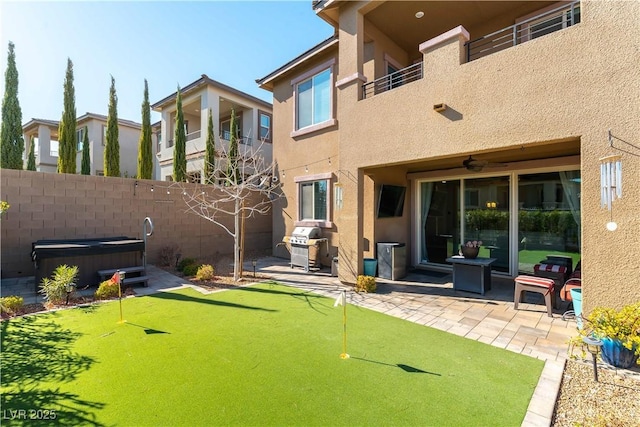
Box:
294 172 333 228
258 110 272 143
290 58 336 138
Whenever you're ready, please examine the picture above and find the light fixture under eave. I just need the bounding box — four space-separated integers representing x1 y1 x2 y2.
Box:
415 11 424 18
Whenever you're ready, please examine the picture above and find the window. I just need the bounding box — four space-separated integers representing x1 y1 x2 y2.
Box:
96 170 104 176
50 140 59 157
220 115 242 141
258 111 272 142
300 180 328 221
157 132 162 152
295 68 331 130
295 172 333 226
101 125 107 146
76 128 85 151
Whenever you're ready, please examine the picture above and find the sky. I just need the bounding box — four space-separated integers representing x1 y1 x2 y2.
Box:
0 1 334 125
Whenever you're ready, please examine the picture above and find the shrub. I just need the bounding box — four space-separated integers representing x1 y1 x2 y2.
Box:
355 275 376 293
158 244 180 267
0 295 24 315
95 279 120 300
182 263 201 277
196 264 215 280
177 257 198 273
39 264 78 304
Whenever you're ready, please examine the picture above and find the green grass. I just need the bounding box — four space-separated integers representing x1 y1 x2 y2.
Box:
1 283 544 426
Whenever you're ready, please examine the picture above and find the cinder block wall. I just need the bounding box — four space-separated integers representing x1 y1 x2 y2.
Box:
0 169 272 278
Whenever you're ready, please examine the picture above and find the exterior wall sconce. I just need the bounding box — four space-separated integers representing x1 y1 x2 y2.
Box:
433 103 447 112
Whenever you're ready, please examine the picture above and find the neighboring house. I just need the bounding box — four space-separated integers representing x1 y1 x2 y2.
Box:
22 112 147 177
152 120 162 180
151 74 273 183
257 0 640 312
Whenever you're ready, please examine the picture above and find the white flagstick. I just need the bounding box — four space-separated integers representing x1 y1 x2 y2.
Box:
334 290 349 359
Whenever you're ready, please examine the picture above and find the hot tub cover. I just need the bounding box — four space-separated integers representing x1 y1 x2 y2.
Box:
32 236 145 261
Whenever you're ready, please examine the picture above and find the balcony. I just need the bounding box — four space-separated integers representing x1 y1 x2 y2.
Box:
359 1 580 99
362 62 423 100
465 1 580 62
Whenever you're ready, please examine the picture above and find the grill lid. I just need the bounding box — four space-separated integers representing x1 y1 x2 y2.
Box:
289 227 321 244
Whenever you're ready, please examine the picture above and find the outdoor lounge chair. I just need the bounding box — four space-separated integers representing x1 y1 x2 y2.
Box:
559 261 582 320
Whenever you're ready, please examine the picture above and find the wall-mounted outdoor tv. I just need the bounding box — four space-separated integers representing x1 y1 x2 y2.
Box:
377 184 406 218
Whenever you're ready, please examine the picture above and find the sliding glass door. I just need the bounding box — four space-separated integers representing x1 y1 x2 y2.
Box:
463 176 510 273
418 170 580 276
420 177 510 271
420 181 460 264
517 171 581 274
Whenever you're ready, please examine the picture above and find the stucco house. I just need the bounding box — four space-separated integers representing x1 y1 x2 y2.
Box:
151 74 273 183
22 112 146 177
257 0 640 313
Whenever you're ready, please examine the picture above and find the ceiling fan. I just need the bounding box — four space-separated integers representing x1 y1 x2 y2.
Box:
462 155 507 172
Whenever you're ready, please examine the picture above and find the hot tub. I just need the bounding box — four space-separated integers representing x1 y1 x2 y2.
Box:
32 237 145 288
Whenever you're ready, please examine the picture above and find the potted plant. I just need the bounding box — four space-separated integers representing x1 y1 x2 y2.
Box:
460 240 482 259
576 302 640 369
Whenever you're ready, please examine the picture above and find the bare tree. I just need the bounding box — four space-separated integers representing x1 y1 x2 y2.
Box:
173 134 281 282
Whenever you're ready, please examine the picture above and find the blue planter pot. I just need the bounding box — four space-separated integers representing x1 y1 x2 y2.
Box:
600 337 639 369
570 288 582 329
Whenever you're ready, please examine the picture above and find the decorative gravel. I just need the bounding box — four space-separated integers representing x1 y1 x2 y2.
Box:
552 359 640 426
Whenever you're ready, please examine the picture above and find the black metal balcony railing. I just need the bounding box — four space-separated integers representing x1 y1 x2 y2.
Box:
362 62 423 99
466 1 580 62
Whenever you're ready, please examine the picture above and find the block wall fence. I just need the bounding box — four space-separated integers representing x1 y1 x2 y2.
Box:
0 169 272 278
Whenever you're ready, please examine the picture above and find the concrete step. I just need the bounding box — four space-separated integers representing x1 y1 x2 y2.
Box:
97 266 145 280
122 275 148 287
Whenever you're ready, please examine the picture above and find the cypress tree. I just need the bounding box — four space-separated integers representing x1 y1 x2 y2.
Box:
81 126 90 175
226 108 240 185
173 86 186 182
1 41 25 169
137 79 153 179
26 135 36 171
57 58 76 174
204 108 216 184
104 76 120 177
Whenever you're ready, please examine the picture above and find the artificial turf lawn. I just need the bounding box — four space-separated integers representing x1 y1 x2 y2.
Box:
1 283 544 426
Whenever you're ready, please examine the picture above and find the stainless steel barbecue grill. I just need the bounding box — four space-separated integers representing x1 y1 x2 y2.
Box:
281 227 327 272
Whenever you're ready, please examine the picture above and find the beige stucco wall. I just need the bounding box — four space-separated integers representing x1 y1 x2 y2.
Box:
0 169 272 279
270 47 341 266
269 0 639 312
